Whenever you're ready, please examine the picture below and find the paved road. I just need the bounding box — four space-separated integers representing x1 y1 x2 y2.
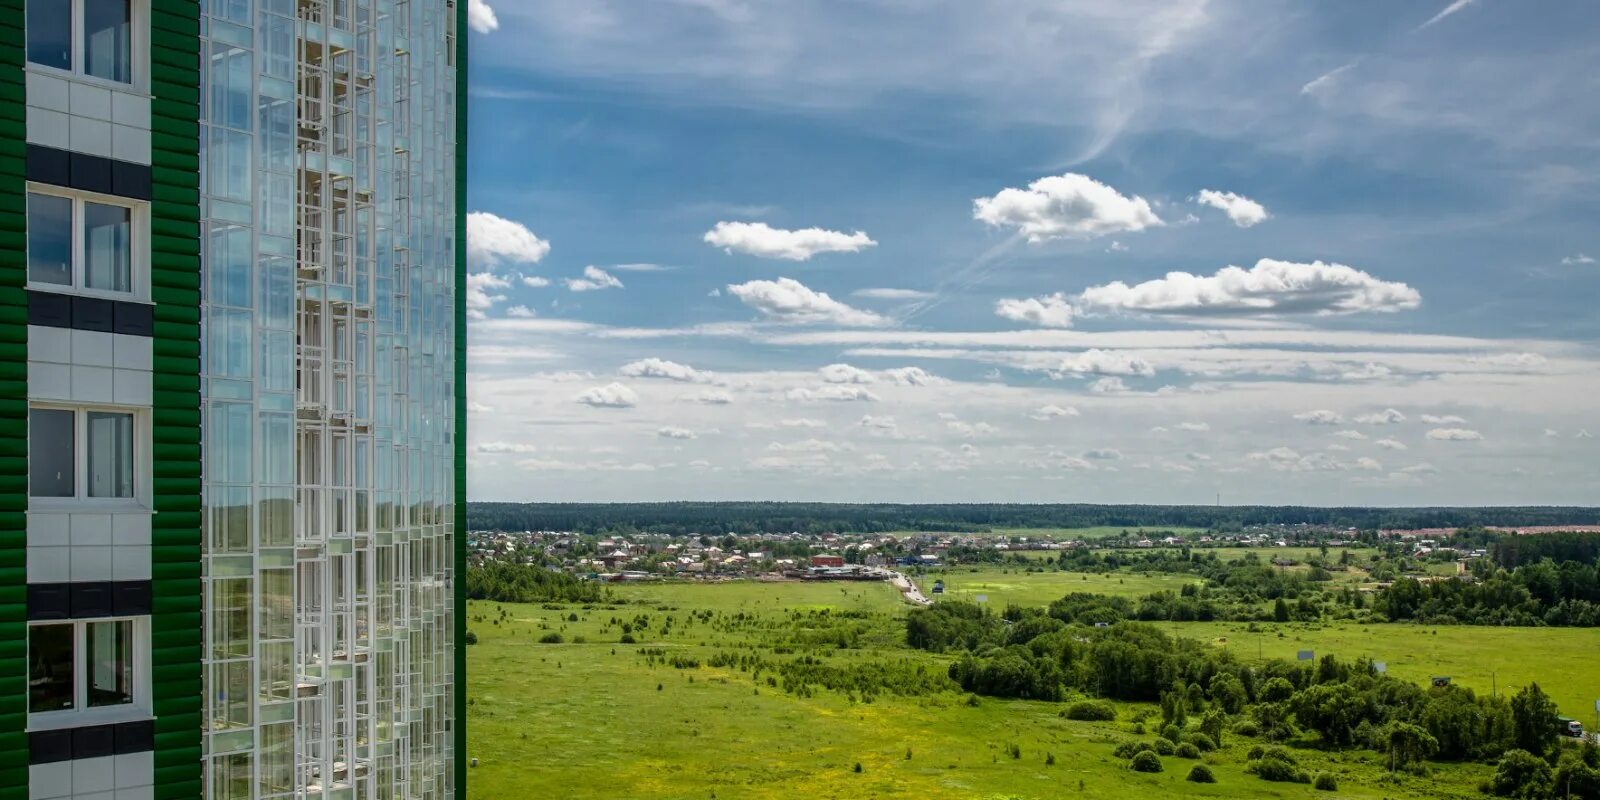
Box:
889 572 932 606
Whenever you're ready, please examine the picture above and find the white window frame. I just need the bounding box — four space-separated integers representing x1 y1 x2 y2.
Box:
25 0 150 93
26 183 150 304
28 403 151 513
26 616 151 730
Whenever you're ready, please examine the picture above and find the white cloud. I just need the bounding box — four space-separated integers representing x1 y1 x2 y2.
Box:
466 272 512 319
683 389 733 405
1173 422 1211 432
726 278 890 326
1107 240 1128 253
947 420 998 439
506 305 536 318
1543 428 1560 438
972 173 1162 242
854 287 934 301
1248 447 1344 472
786 385 879 402
1333 429 1368 440
1354 457 1383 471
1074 259 1421 318
466 400 494 414
476 441 538 454
1294 409 1344 425
1376 438 1409 451
768 439 853 453
1417 0 1474 31
704 221 875 260
1477 352 1548 368
1029 404 1080 420
857 415 899 432
1340 363 1394 382
995 293 1075 328
1052 349 1154 377
1088 377 1129 395
781 418 827 428
1354 408 1407 425
1401 463 1440 474
621 358 708 382
519 274 551 288
1562 254 1596 265
884 367 941 386
467 211 548 268
1084 448 1122 460
1194 189 1269 227
612 263 672 272
1426 427 1483 441
1420 414 1467 425
1300 62 1357 98
467 0 499 34
819 363 876 384
575 382 639 408
657 427 697 440
1577 429 1594 440
566 265 624 292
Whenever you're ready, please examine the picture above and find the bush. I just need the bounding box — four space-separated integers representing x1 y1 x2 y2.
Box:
1232 720 1261 737
1492 749 1553 798
1250 756 1310 784
1186 764 1217 783
1314 773 1338 791
1129 751 1163 773
538 632 563 644
1175 743 1201 759
1152 739 1176 756
464 630 478 646
618 633 636 644
1182 733 1217 752
1063 700 1117 721
1113 741 1155 759
1161 724 1183 743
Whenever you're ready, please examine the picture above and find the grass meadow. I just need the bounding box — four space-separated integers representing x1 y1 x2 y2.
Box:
463 577 1530 800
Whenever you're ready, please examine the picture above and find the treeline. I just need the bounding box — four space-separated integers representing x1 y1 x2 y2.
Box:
465 562 611 604
467 501 1600 535
906 602 1600 795
1495 532 1600 569
1377 557 1600 626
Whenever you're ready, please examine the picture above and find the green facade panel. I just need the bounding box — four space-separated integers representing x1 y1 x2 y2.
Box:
0 0 26 792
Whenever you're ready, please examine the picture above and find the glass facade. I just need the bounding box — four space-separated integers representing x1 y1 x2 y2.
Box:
198 0 460 797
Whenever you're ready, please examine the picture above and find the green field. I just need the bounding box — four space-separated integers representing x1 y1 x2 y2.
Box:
924 567 1201 608
466 578 1533 800
988 526 1211 541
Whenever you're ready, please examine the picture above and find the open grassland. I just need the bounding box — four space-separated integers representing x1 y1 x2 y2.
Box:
1151 620 1600 721
988 526 1211 541
467 578 1507 800
923 567 1201 608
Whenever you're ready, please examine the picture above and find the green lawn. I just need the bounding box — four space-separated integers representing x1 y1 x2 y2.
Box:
466 579 1515 800
923 567 1201 608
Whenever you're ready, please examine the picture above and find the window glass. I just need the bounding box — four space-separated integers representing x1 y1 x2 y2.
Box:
29 409 75 498
28 624 75 712
85 620 133 707
87 411 134 498
27 193 73 287
83 0 132 83
25 0 72 70
83 201 132 293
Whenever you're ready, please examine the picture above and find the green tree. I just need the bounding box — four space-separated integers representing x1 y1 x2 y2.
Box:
1510 683 1560 759
1493 749 1554 799
1380 721 1438 773
1273 597 1291 622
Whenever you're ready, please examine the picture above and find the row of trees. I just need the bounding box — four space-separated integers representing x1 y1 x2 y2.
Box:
465 562 611 604
906 601 1593 784
466 501 1600 536
1377 557 1600 626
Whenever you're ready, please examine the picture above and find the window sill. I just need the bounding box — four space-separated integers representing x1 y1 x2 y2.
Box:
28 499 153 516
25 64 150 99
27 707 152 733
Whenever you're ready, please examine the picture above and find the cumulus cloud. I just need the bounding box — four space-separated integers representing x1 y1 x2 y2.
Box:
519 275 551 288
1248 447 1344 472
681 389 733 405
884 367 941 386
467 211 548 268
467 0 499 33
1294 409 1344 425
786 386 879 402
621 358 708 382
1173 422 1211 432
1426 427 1483 441
566 266 624 292
854 288 934 300
1563 253 1596 265
1084 448 1122 460
726 278 890 326
1420 414 1467 425
1353 457 1383 471
506 305 536 318
972 173 1161 242
768 439 853 453
819 363 876 384
947 420 998 439
574 383 639 408
1029 404 1080 420
1576 429 1594 440
476 441 537 454
704 221 875 260
1376 439 1408 450
1052 349 1155 378
1074 259 1421 318
1194 189 1269 227
466 272 512 319
1333 429 1368 440
1354 408 1407 425
995 293 1075 328
857 415 899 435
780 418 827 428
1088 377 1129 395
657 427 697 440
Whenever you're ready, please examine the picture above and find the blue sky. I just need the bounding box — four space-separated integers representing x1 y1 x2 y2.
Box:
461 0 1600 505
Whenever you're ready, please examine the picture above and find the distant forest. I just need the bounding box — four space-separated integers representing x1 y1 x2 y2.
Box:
466 502 1600 536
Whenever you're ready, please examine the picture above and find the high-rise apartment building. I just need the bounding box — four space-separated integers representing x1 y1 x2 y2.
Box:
6 1 466 798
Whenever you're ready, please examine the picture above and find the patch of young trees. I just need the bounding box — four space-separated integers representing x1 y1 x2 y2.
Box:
466 562 611 604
